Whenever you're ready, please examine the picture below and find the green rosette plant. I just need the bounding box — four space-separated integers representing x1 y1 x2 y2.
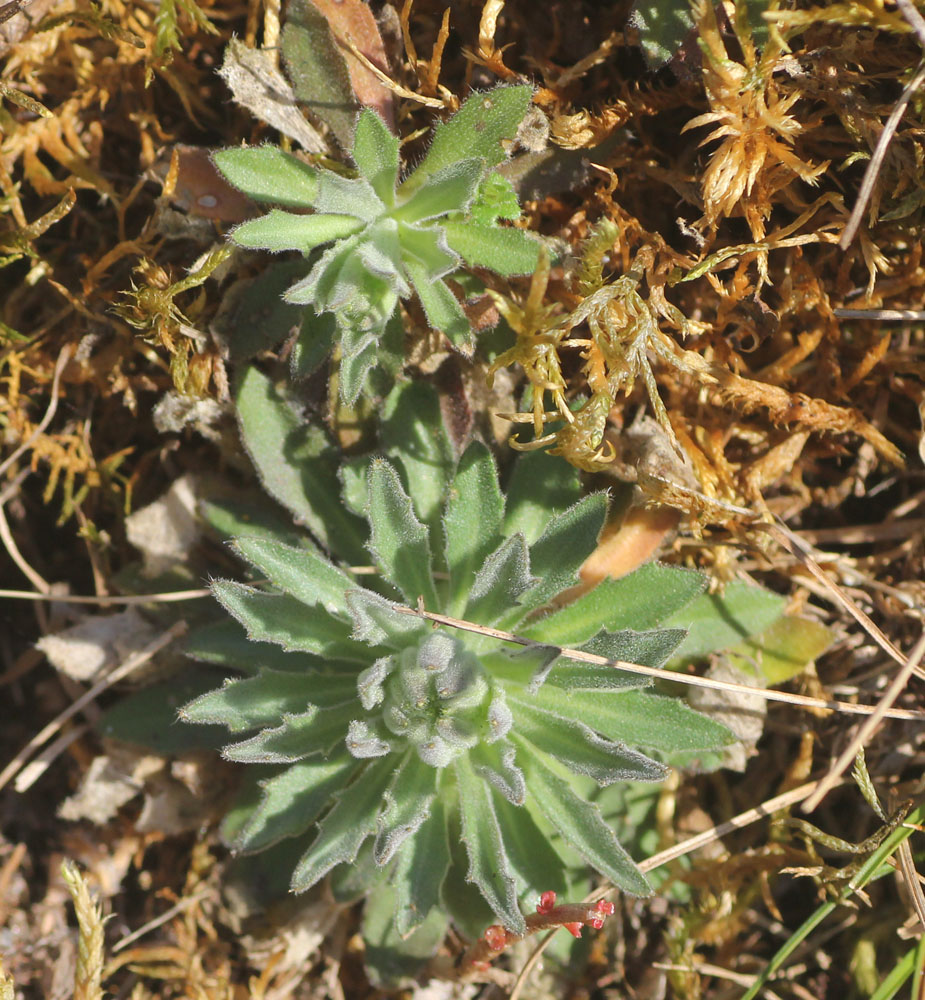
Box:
180 369 732 967
212 84 542 401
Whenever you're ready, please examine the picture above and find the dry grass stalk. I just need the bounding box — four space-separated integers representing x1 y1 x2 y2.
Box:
802 628 925 810
0 622 186 793
392 602 924 721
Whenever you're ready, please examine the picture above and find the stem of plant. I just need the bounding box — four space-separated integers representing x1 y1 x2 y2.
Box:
457 892 616 975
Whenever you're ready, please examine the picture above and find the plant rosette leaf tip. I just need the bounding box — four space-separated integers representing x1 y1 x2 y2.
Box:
213 85 542 401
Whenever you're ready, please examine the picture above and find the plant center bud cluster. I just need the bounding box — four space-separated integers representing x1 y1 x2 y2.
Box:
351 632 512 768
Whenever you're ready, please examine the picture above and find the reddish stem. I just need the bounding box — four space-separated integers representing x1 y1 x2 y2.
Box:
456 892 617 976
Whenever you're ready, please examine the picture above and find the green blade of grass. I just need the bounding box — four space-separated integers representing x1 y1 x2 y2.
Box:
741 802 924 1000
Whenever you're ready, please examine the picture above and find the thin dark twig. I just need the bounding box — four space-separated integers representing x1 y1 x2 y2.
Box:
834 308 925 321
897 0 925 49
839 60 925 250
802 628 925 811
0 0 24 24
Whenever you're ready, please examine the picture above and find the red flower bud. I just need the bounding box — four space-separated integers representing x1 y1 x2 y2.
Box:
537 890 557 914
587 899 615 930
483 924 508 951
564 922 583 938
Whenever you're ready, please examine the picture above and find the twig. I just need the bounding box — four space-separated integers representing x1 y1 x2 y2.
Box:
551 30 621 88
0 587 211 604
838 60 925 250
110 888 211 954
0 622 186 794
335 35 444 108
795 518 925 545
262 0 280 53
0 466 31 508
897 834 925 936
753 519 910 671
897 0 925 49
0 503 50 595
802 628 925 811
0 842 27 927
14 722 89 792
391 604 925 721
835 308 925 321
652 962 768 989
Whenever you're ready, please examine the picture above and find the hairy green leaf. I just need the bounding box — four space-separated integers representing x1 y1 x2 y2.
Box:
183 619 325 675
549 628 687 688
493 794 568 899
527 686 734 755
291 759 394 891
381 381 454 540
444 442 505 617
280 0 357 150
338 337 381 405
469 171 521 225
216 259 313 365
352 109 400 204
314 171 384 221
345 590 428 647
727 614 834 685
212 582 369 660
366 459 439 608
627 0 694 69
465 533 535 626
292 307 338 379
212 146 319 207
374 752 438 864
363 883 448 986
528 564 706 646
503 450 581 544
510 696 667 786
666 582 786 660
234 367 367 563
396 223 459 279
393 159 484 223
181 669 354 732
442 220 541 275
510 493 608 618
518 746 652 896
404 85 533 192
231 210 362 253
405 262 472 348
393 798 450 935
233 756 359 851
232 537 355 618
100 668 228 753
201 496 315 550
224 700 355 763
454 755 525 933
469 739 525 805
